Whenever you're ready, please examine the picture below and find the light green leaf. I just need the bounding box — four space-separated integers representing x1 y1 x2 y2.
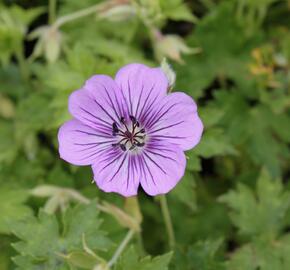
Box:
219 169 290 238
115 246 172 270
228 235 290 270
195 128 237 158
0 120 18 163
170 170 196 211
11 202 111 269
186 239 225 270
160 0 198 22
0 188 32 234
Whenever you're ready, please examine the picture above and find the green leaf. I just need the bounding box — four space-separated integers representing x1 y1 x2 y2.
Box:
63 203 111 251
219 169 290 239
195 128 237 158
115 246 172 270
0 5 44 65
246 105 288 177
11 202 111 269
0 188 32 234
170 170 196 211
228 235 290 270
186 239 225 270
63 251 99 269
175 2 260 98
15 91 55 134
0 120 18 163
160 0 198 23
185 150 201 171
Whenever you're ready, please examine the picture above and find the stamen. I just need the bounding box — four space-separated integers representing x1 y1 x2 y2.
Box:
112 122 119 135
120 144 127 151
135 141 145 147
130 115 138 126
135 135 145 139
111 115 146 151
135 129 145 136
129 144 136 150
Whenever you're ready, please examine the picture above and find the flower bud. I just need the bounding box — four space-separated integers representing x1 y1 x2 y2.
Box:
161 58 176 90
45 27 62 63
154 34 201 64
28 26 62 63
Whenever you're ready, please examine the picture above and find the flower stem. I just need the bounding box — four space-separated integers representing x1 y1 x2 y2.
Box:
54 3 101 28
49 0 57 24
53 0 125 29
107 230 135 267
159 195 175 249
125 196 145 254
136 232 146 256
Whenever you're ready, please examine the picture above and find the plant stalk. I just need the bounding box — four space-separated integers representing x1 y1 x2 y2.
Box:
107 230 135 267
53 0 127 29
49 0 57 24
159 195 175 249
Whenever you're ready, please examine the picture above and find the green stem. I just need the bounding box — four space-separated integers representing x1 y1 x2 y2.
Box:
49 0 57 24
54 3 104 28
136 231 146 256
15 46 29 82
125 196 145 255
159 195 175 249
107 230 135 267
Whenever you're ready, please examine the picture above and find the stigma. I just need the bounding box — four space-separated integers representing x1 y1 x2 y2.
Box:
112 115 146 151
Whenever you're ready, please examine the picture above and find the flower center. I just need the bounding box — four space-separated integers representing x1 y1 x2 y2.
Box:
111 115 146 151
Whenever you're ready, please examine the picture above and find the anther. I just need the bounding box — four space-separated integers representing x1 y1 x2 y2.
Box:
129 115 136 124
129 145 136 150
112 122 119 135
135 141 145 147
120 116 125 124
111 115 146 151
120 144 127 151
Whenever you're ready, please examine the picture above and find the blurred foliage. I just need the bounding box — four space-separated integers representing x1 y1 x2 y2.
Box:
0 0 290 269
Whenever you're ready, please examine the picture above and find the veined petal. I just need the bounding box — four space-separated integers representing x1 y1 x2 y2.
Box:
114 63 169 121
92 151 140 197
84 75 127 119
69 75 127 131
146 92 203 151
140 141 186 196
58 119 116 166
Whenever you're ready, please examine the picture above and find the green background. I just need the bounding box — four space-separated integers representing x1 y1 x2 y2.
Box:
1 0 290 269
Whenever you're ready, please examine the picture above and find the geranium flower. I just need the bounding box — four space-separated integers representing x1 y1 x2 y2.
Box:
58 63 203 196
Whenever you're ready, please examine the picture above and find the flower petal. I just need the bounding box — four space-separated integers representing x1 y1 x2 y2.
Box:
140 141 186 196
69 75 127 132
92 151 140 197
146 92 203 151
114 63 169 121
58 119 116 166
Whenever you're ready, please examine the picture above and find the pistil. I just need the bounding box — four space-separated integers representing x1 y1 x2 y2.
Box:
111 116 146 151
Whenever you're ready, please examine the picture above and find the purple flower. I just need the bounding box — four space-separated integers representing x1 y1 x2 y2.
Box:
58 63 203 197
